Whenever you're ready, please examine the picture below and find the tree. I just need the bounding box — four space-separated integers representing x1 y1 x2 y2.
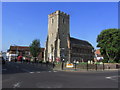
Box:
97 28 120 63
29 39 41 62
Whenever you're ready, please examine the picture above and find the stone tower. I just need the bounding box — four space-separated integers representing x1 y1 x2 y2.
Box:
44 10 70 62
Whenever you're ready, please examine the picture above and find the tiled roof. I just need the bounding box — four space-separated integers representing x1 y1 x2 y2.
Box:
70 37 92 46
95 49 101 54
10 46 30 51
10 46 45 51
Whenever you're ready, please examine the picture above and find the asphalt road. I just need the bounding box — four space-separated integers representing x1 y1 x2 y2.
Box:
2 61 119 88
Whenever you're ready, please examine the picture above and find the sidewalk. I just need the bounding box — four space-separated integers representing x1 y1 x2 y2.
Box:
54 68 119 72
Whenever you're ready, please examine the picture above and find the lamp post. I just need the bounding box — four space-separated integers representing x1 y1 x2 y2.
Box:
61 59 65 70
73 60 77 70
87 62 88 71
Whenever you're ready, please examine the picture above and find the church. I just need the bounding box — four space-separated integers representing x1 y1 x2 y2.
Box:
44 10 94 63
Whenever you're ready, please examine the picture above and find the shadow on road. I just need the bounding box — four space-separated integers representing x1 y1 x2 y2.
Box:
2 61 53 75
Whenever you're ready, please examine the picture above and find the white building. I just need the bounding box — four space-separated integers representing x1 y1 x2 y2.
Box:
0 51 7 60
6 52 18 61
94 49 104 61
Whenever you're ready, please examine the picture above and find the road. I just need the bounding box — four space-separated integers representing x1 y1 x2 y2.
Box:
2 61 119 88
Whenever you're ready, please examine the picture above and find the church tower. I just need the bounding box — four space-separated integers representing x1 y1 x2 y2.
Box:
44 10 70 62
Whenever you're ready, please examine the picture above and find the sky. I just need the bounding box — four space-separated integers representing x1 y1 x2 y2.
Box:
2 2 118 51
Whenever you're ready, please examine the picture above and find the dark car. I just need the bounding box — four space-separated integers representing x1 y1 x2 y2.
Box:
2 57 5 65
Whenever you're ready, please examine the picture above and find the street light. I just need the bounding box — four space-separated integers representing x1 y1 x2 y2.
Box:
73 59 77 70
61 48 65 60
61 48 65 70
61 59 65 70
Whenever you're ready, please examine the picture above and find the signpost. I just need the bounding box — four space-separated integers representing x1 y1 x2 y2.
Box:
66 63 74 68
61 59 65 70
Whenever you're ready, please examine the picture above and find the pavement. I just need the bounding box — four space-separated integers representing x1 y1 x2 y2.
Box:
2 61 119 88
61 68 119 72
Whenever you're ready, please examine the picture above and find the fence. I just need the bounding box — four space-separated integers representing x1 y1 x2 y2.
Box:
53 62 120 71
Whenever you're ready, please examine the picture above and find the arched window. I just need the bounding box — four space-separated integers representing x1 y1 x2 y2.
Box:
62 18 65 24
51 18 54 24
51 44 53 53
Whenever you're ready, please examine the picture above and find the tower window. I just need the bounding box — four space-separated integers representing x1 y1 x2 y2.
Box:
62 18 64 24
51 18 54 24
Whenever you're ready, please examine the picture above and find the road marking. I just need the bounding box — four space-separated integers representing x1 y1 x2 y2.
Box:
29 72 34 73
22 69 57 73
53 71 57 72
105 76 119 81
106 77 112 79
36 71 41 73
13 82 21 88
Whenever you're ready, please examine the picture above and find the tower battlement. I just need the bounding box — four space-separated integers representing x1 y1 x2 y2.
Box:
48 10 69 18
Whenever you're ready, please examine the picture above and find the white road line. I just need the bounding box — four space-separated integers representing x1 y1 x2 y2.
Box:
36 71 41 73
106 77 112 79
53 71 57 72
48 71 51 72
105 76 119 81
13 82 21 88
29 72 34 73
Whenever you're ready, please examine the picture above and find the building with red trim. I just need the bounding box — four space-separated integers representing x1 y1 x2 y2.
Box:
7 46 44 61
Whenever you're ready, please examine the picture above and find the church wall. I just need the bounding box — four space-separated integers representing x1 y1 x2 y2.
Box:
44 10 94 63
44 10 70 62
70 44 94 62
58 12 70 62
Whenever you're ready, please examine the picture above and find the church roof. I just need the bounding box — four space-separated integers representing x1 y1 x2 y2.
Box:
70 37 92 47
10 46 30 51
9 46 45 51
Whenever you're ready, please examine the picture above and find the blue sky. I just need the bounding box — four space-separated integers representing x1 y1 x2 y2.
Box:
2 2 118 51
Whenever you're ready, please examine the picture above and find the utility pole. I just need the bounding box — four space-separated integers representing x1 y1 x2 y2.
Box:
61 48 65 70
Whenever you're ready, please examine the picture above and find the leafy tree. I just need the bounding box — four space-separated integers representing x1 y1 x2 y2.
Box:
97 28 120 63
29 39 41 62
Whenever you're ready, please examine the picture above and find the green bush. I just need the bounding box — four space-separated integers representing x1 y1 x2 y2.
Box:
108 60 117 63
79 62 87 64
118 60 120 63
102 59 108 63
95 62 101 64
114 59 120 63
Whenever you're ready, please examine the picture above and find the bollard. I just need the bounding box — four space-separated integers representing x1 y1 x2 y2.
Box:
61 62 64 70
87 63 88 71
75 63 77 70
95 64 97 71
53 62 55 68
103 63 104 70
116 64 119 69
